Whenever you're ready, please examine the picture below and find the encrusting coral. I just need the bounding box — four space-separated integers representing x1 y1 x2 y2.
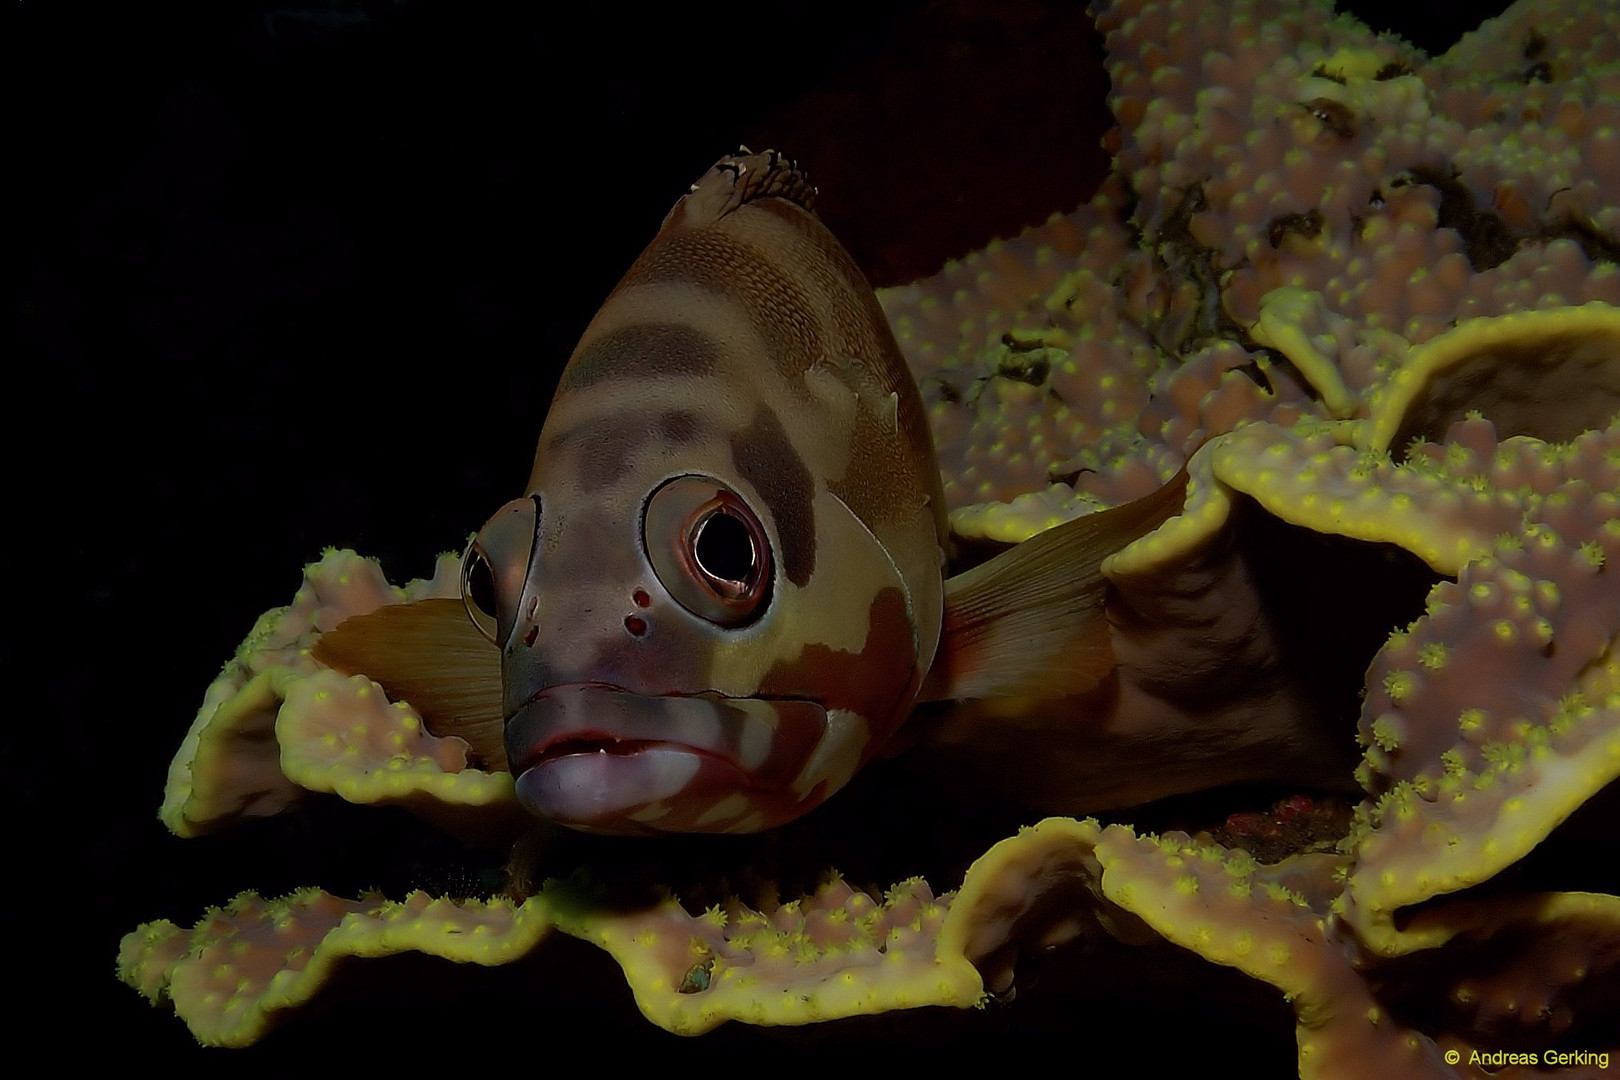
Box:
886 0 1620 534
121 0 1619 1073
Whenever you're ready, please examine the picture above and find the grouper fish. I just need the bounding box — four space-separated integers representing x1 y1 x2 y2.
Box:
315 149 1191 835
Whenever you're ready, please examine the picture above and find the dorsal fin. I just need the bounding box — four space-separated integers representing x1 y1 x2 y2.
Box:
920 471 1188 702
661 148 817 231
311 598 507 770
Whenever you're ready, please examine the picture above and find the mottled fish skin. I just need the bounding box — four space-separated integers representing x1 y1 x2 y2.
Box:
467 150 949 835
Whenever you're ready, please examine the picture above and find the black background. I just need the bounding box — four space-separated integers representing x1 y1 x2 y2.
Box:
17 0 1505 1070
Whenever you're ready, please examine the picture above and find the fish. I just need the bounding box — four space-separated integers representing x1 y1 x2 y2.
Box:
314 149 1188 836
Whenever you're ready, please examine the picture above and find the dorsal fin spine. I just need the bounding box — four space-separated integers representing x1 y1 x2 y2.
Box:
662 148 818 231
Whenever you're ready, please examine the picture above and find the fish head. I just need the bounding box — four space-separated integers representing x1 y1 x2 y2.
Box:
462 151 948 835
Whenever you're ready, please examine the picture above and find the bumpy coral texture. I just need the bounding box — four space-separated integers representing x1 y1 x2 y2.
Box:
884 0 1620 538
123 0 1620 1074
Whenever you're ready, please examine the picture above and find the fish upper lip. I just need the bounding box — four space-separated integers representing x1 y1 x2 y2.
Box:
506 680 622 721
504 682 827 779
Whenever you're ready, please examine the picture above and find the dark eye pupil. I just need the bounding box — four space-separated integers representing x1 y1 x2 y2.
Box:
694 512 755 583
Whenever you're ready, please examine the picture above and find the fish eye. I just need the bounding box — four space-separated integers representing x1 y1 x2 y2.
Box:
459 538 500 644
460 496 541 646
644 475 772 627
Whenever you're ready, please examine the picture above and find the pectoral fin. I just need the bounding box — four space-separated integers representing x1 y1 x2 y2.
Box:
312 598 507 769
921 471 1188 702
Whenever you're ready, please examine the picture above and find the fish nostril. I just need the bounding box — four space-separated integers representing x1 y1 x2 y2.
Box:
632 588 651 608
624 615 648 637
523 625 539 647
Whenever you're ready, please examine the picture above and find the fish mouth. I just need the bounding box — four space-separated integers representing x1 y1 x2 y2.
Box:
504 683 828 834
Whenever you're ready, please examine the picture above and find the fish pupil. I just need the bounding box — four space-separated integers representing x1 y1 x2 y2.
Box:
694 511 755 584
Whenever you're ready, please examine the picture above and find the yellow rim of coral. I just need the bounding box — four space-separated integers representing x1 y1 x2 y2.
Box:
1363 303 1620 453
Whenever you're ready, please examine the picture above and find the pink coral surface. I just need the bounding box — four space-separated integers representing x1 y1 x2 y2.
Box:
885 0 1620 531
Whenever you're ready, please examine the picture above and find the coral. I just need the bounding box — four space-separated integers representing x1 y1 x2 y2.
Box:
119 890 552 1047
158 548 514 839
1085 827 1620 1079
119 876 982 1046
881 0 1620 534
121 0 1620 1073
566 876 979 1034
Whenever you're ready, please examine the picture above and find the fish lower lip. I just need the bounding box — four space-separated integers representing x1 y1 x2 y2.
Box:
503 684 829 823
513 745 753 834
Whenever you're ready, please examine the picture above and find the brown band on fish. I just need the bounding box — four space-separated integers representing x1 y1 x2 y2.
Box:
655 408 701 444
555 411 711 491
558 323 721 394
749 197 896 352
729 406 817 587
620 228 826 384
